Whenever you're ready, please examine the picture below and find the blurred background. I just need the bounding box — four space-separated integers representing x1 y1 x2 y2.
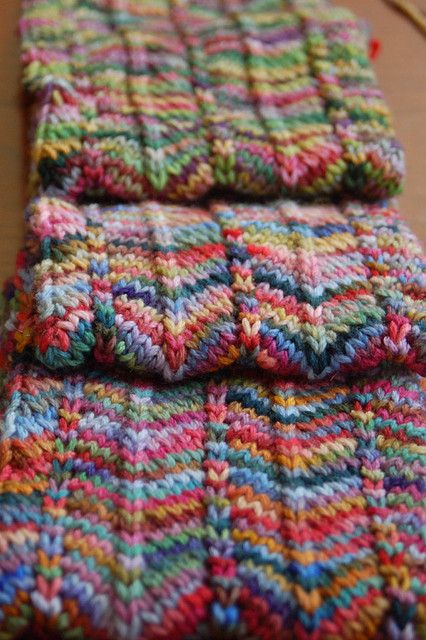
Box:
0 0 424 283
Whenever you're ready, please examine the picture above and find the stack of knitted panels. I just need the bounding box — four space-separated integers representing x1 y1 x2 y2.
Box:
1 1 426 639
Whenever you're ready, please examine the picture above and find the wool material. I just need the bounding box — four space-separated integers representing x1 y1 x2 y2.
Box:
3 197 425 381
20 0 404 202
0 362 425 640
0 2 424 639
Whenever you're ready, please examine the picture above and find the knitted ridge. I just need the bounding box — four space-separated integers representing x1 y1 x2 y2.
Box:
20 0 403 202
4 197 425 381
1 362 425 640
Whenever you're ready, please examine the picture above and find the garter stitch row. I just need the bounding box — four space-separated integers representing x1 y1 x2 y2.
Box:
20 0 404 202
3 197 425 381
0 362 425 639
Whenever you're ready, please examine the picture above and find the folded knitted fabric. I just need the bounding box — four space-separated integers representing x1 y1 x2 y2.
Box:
21 0 403 202
1 361 425 640
4 196 425 381
1 5 423 640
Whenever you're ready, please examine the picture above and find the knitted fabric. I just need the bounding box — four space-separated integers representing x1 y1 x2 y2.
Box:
1 362 425 640
20 0 404 203
3 196 425 381
1 2 425 639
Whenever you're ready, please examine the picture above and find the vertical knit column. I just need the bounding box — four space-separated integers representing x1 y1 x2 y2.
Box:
203 379 244 636
353 376 426 639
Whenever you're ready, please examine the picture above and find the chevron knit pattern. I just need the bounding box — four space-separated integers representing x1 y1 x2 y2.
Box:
3 197 425 381
20 0 404 202
1 1 426 639
0 362 425 640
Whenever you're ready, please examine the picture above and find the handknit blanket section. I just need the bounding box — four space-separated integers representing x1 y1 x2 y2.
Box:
21 0 403 202
3 197 425 381
0 363 425 640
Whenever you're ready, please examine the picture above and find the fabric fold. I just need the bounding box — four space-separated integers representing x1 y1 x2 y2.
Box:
20 0 403 202
4 197 425 381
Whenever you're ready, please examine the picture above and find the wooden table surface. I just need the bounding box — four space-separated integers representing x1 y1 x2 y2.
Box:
0 0 424 284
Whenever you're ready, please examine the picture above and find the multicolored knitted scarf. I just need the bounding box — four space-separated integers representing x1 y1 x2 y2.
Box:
1 194 425 638
21 0 404 202
2 196 425 380
1 362 425 639
1 1 426 639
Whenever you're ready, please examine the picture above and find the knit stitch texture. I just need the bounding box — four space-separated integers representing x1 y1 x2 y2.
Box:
3 197 425 381
0 362 425 639
21 0 404 202
1 1 425 639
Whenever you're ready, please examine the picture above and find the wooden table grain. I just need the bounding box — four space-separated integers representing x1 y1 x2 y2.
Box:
0 0 424 284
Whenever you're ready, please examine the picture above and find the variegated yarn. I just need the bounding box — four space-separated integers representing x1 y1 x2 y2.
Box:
3 197 425 381
0 0 425 639
1 361 425 639
21 0 403 202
